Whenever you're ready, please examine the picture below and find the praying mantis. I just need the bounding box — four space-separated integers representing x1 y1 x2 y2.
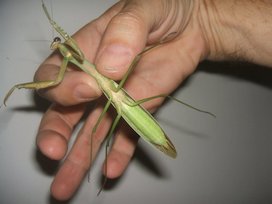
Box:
1 0 214 193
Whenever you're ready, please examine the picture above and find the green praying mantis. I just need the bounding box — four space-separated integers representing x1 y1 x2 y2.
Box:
2 0 215 192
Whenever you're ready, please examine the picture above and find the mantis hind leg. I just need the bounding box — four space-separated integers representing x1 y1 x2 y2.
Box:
88 99 112 182
87 99 122 195
3 57 69 106
97 113 122 196
127 94 216 118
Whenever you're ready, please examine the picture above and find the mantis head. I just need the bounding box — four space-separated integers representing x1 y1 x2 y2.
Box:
50 37 61 50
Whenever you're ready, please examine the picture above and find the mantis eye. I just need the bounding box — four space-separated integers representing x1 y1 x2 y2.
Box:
53 37 61 43
50 37 61 50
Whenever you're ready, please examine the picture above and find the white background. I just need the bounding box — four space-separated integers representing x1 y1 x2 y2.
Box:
0 0 271 203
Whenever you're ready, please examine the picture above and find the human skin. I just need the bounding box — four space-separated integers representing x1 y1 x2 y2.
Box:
34 0 272 200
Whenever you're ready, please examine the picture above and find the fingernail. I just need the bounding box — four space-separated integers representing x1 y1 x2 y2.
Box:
97 44 133 72
74 84 98 102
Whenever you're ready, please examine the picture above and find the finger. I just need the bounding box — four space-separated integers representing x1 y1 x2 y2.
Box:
37 103 86 160
50 102 113 200
95 0 157 80
35 60 102 106
34 2 124 106
105 122 139 179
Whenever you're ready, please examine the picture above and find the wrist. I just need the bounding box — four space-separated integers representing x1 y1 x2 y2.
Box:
196 0 239 61
197 0 272 67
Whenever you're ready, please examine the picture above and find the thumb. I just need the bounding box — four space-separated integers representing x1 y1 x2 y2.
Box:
94 1 153 81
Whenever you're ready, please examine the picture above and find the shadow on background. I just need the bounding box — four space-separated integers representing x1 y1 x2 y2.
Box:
49 197 70 204
12 92 51 113
198 61 272 89
97 144 168 195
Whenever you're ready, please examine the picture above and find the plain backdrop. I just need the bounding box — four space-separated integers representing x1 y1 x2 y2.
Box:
0 0 271 204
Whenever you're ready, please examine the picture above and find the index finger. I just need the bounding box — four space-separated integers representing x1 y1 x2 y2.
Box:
35 2 126 106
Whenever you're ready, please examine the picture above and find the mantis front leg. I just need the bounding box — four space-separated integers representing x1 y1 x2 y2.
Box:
114 32 179 92
3 57 69 106
114 41 168 92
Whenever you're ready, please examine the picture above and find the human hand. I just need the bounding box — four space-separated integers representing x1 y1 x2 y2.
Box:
35 0 208 200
